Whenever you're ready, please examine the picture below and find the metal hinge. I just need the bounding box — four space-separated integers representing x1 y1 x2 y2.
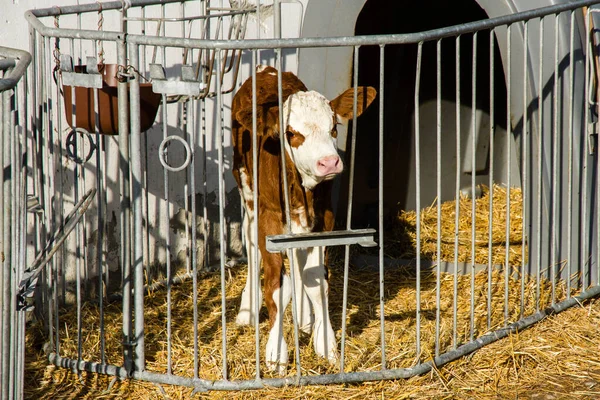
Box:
588 121 598 155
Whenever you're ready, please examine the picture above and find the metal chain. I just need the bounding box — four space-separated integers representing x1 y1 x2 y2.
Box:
52 10 61 75
96 1 105 67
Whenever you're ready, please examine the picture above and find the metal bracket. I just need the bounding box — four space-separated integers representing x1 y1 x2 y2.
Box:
60 55 103 89
149 63 205 95
266 228 377 253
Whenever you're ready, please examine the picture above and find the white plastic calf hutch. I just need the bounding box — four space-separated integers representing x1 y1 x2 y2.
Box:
3 0 600 396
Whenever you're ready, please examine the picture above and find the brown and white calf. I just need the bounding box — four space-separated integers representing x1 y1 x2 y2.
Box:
231 65 376 374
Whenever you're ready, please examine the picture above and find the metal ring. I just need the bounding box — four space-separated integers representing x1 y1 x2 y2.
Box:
66 127 96 164
158 135 192 172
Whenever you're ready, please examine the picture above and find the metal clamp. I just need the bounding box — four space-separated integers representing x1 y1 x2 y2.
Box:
149 63 205 96
158 135 192 172
60 55 103 89
66 127 97 164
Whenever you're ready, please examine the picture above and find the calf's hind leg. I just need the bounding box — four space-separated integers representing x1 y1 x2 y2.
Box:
236 209 263 326
262 250 291 375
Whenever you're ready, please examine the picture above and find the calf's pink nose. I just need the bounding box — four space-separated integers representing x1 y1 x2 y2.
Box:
316 155 343 176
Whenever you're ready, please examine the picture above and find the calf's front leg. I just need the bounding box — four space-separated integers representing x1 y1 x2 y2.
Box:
262 249 291 375
302 246 338 364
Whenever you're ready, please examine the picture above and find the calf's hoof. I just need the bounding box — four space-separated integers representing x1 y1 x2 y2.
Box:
313 324 339 365
266 334 288 376
235 309 257 326
266 360 288 376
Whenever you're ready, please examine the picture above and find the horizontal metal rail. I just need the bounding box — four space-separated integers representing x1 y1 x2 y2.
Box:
26 0 600 48
0 47 32 92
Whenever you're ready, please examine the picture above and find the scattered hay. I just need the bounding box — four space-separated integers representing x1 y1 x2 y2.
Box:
391 184 524 266
24 184 600 399
25 265 579 399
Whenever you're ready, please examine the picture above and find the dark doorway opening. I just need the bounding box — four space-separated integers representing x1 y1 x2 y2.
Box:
340 0 508 230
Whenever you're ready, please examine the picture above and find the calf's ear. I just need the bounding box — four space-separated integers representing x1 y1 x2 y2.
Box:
330 86 377 124
235 105 280 137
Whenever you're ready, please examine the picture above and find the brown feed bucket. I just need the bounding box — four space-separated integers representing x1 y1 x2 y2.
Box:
62 63 161 135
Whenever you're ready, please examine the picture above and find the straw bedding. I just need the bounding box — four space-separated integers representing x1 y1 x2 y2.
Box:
24 185 600 399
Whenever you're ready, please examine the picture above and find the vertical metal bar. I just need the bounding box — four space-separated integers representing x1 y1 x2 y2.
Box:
192 29 201 386
470 31 478 342
71 67 83 379
596 14 600 289
201 84 209 275
68 34 83 375
216 49 229 381
48 33 61 356
16 78 24 400
340 45 361 371
276 47 302 378
567 11 575 298
41 36 54 352
184 115 191 276
487 28 495 330
435 38 442 357
0 72 4 400
5 82 13 400
504 25 512 326
129 43 145 373
504 24 512 326
78 86 89 300
9 74 17 400
17 66 29 400
1 82 9 400
76 10 82 63
161 92 172 374
118 36 133 374
550 14 560 305
378 44 386 368
521 20 529 317
189 96 199 380
15 70 24 400
414 42 423 361
157 21 173 374
453 35 461 349
94 83 106 366
251 49 261 380
274 0 281 39
57 43 66 308
582 9 591 290
196 56 209 382
142 5 150 286
255 0 261 60
535 17 545 311
19 62 29 400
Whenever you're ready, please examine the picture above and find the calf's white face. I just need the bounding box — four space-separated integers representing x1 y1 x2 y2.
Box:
283 90 343 190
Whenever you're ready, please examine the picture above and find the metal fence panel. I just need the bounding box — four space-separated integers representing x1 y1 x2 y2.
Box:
0 46 31 400
18 0 600 394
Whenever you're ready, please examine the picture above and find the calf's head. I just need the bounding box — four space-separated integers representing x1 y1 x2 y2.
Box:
283 87 376 189
237 84 376 189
